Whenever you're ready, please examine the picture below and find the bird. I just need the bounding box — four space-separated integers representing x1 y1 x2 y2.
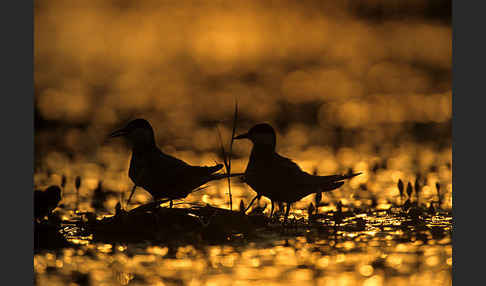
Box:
233 123 361 220
34 185 62 220
111 118 241 208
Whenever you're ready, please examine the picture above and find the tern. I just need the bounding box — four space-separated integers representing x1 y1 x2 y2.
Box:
111 119 241 207
234 123 361 220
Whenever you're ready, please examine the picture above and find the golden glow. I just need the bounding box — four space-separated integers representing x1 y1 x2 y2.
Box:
35 1 451 286
35 2 451 131
359 265 374 277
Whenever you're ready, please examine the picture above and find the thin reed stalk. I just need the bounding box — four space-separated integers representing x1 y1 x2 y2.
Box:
216 127 229 209
216 101 239 210
227 101 238 210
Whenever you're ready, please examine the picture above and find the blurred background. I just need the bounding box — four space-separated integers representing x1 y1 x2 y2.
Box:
34 0 451 210
34 0 451 151
34 2 452 285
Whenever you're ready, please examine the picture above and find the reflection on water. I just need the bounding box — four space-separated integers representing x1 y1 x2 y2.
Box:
34 139 451 286
35 233 451 286
34 1 451 284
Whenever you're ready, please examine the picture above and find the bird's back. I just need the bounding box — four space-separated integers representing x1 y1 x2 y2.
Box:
244 148 359 203
129 147 223 200
244 149 306 200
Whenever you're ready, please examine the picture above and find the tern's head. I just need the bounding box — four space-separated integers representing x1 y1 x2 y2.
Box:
234 123 276 148
110 118 156 148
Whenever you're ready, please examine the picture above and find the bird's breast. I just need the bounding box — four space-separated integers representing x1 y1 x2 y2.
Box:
244 155 276 192
128 153 147 185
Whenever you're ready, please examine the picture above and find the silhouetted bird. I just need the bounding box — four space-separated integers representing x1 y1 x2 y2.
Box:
111 119 240 207
234 123 361 220
34 185 62 220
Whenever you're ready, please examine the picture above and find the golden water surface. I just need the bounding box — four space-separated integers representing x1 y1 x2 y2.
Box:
34 1 451 285
34 140 452 286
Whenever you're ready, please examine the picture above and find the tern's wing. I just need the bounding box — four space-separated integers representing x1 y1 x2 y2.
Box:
156 149 191 169
154 149 223 179
273 153 308 178
301 172 362 191
138 149 222 197
274 153 361 189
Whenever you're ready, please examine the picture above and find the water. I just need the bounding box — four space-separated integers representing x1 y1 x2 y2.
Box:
34 1 451 284
34 141 452 286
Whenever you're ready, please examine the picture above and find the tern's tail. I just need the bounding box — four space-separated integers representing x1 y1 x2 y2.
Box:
316 172 362 192
322 172 362 182
207 164 224 174
191 164 224 181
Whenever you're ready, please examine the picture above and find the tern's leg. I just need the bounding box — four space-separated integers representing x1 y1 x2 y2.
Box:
126 185 137 205
244 194 261 213
150 199 161 235
270 201 275 218
315 192 322 216
170 200 173 208
284 203 291 222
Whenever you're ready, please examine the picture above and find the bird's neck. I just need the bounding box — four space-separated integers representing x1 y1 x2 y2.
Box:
250 143 276 160
127 128 157 153
131 140 157 153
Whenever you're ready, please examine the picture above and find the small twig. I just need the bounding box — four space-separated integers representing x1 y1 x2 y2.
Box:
216 126 230 209
436 182 442 209
397 179 404 205
215 101 239 211
173 202 205 207
227 100 238 211
75 176 81 212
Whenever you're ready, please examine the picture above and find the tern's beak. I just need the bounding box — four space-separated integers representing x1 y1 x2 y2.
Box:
233 133 249 140
110 128 128 138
